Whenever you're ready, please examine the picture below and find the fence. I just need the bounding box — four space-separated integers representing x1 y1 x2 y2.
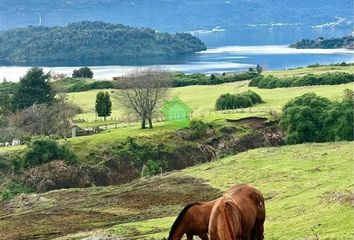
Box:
76 106 279 132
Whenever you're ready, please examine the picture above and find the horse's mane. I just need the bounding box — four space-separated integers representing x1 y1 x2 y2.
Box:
168 202 201 239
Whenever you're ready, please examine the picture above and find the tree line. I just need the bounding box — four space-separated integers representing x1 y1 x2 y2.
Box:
25 69 259 93
249 72 353 89
170 71 259 87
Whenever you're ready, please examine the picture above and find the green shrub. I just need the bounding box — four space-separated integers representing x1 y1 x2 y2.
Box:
1 189 12 201
215 90 263 110
323 100 354 141
94 137 170 177
0 182 33 201
241 90 263 104
141 159 165 177
280 92 353 144
189 120 209 139
23 136 78 167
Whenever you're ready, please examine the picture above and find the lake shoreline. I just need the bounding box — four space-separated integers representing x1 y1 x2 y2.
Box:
1 45 353 82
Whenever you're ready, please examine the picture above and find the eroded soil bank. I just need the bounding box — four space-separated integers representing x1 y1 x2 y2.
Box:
19 118 284 192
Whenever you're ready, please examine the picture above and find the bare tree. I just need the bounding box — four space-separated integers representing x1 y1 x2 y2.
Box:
8 91 79 139
54 88 80 140
115 68 170 129
9 103 57 136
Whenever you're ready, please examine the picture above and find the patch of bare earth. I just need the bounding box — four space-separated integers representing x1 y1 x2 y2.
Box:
323 190 354 206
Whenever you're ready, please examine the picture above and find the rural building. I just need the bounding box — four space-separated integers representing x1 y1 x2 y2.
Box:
161 97 192 121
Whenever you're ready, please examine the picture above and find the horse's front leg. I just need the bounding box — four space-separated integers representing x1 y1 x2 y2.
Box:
254 219 265 240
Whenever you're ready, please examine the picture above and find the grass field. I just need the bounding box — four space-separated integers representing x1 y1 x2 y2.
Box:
1 142 353 240
69 66 354 121
264 65 354 78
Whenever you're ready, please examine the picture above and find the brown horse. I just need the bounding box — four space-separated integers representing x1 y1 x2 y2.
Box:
168 199 218 240
208 184 265 240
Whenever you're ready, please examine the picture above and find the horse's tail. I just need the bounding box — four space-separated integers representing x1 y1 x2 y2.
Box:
168 202 200 239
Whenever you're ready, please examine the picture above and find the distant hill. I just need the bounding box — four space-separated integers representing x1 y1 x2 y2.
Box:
0 0 352 32
290 35 354 49
0 21 206 64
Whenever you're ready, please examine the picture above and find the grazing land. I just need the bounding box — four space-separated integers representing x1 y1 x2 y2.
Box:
0 64 353 240
1 142 352 240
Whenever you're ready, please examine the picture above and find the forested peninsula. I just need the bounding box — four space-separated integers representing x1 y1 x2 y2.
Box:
290 35 354 49
0 21 207 64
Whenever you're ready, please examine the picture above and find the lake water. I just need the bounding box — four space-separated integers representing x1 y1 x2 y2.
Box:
1 28 353 82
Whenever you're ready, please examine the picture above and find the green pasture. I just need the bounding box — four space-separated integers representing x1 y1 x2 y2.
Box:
264 65 354 78
69 65 353 121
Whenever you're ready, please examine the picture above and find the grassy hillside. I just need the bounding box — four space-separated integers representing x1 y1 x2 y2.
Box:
1 142 352 239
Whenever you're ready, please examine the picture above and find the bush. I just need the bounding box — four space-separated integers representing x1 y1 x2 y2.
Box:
241 90 263 104
215 91 263 110
141 159 165 177
100 137 169 176
280 92 353 144
189 120 209 139
72 67 94 78
1 189 12 201
23 136 78 168
323 100 354 141
0 182 33 202
249 72 353 89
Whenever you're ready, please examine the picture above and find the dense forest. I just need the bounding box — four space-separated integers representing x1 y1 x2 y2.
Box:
0 21 207 64
290 35 354 49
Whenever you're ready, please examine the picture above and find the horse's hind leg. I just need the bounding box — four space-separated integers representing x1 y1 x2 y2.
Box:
186 233 193 240
199 233 209 240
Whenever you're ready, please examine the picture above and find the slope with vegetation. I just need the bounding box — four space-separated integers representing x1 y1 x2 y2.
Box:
0 21 206 64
